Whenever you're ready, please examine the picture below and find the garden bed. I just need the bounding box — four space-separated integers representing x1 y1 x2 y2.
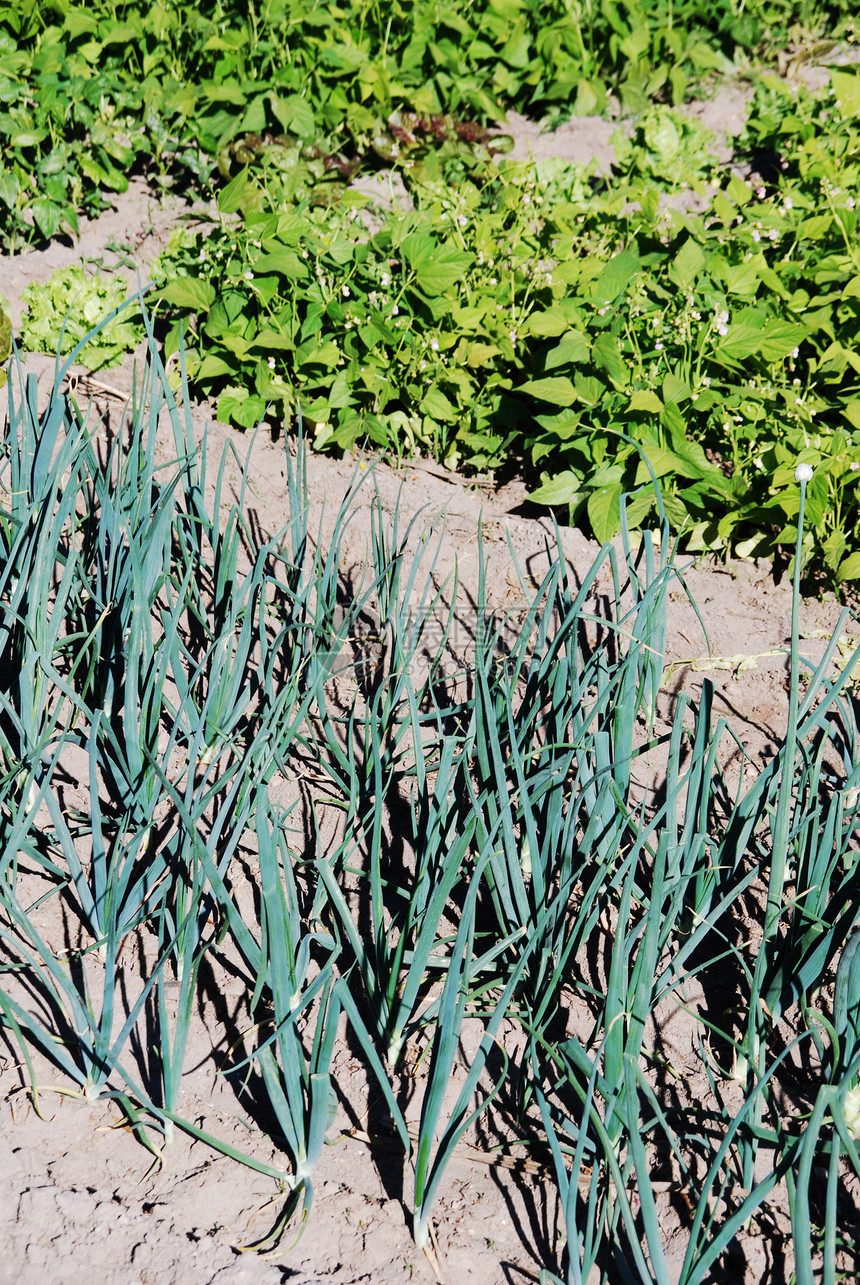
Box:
3 15 860 1285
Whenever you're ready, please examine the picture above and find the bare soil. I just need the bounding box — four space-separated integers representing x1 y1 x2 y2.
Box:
1 75 856 1285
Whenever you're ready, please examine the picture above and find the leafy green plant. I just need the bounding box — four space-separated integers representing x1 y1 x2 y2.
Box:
20 266 143 369
113 47 860 585
611 104 717 190
152 159 564 468
3 0 858 253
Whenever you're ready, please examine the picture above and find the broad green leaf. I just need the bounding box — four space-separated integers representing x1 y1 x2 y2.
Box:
819 343 860 376
252 249 309 280
727 174 751 205
588 483 623 543
716 322 763 360
524 307 570 338
534 409 582 437
78 154 109 185
592 333 628 390
518 376 578 406
628 390 662 413
197 354 234 380
250 327 294 352
14 129 48 148
723 259 761 297
402 234 473 295
545 331 590 368
799 214 832 240
590 245 640 304
660 400 687 441
466 342 500 367
840 552 860 581
575 375 604 406
31 198 62 240
300 341 341 369
842 400 860 431
644 109 680 159
662 372 690 404
217 389 266 428
217 166 249 215
529 471 580 505
634 447 683 481
832 69 860 119
240 94 268 135
668 239 706 288
758 321 808 363
218 332 251 359
202 30 248 51
420 387 458 421
635 443 713 484
159 278 216 312
717 317 806 363
625 487 656 527
450 303 488 329
0 170 19 208
64 11 98 36
661 491 690 528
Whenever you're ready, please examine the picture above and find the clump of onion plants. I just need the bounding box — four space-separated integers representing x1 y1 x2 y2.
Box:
2 312 860 1278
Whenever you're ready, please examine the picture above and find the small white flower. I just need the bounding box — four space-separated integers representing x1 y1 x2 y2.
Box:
848 196 856 210
655 341 663 350
392 304 399 315
767 228 778 240
267 356 276 369
783 196 793 210
342 285 350 297
751 229 761 242
430 338 439 351
458 214 468 227
244 270 253 281
795 462 814 483
756 186 766 199
381 272 390 286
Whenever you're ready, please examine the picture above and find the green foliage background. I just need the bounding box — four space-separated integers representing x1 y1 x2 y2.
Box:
5 0 860 580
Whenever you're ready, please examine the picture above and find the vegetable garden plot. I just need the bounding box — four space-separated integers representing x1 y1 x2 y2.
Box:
5 0 860 587
2 332 860 1282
